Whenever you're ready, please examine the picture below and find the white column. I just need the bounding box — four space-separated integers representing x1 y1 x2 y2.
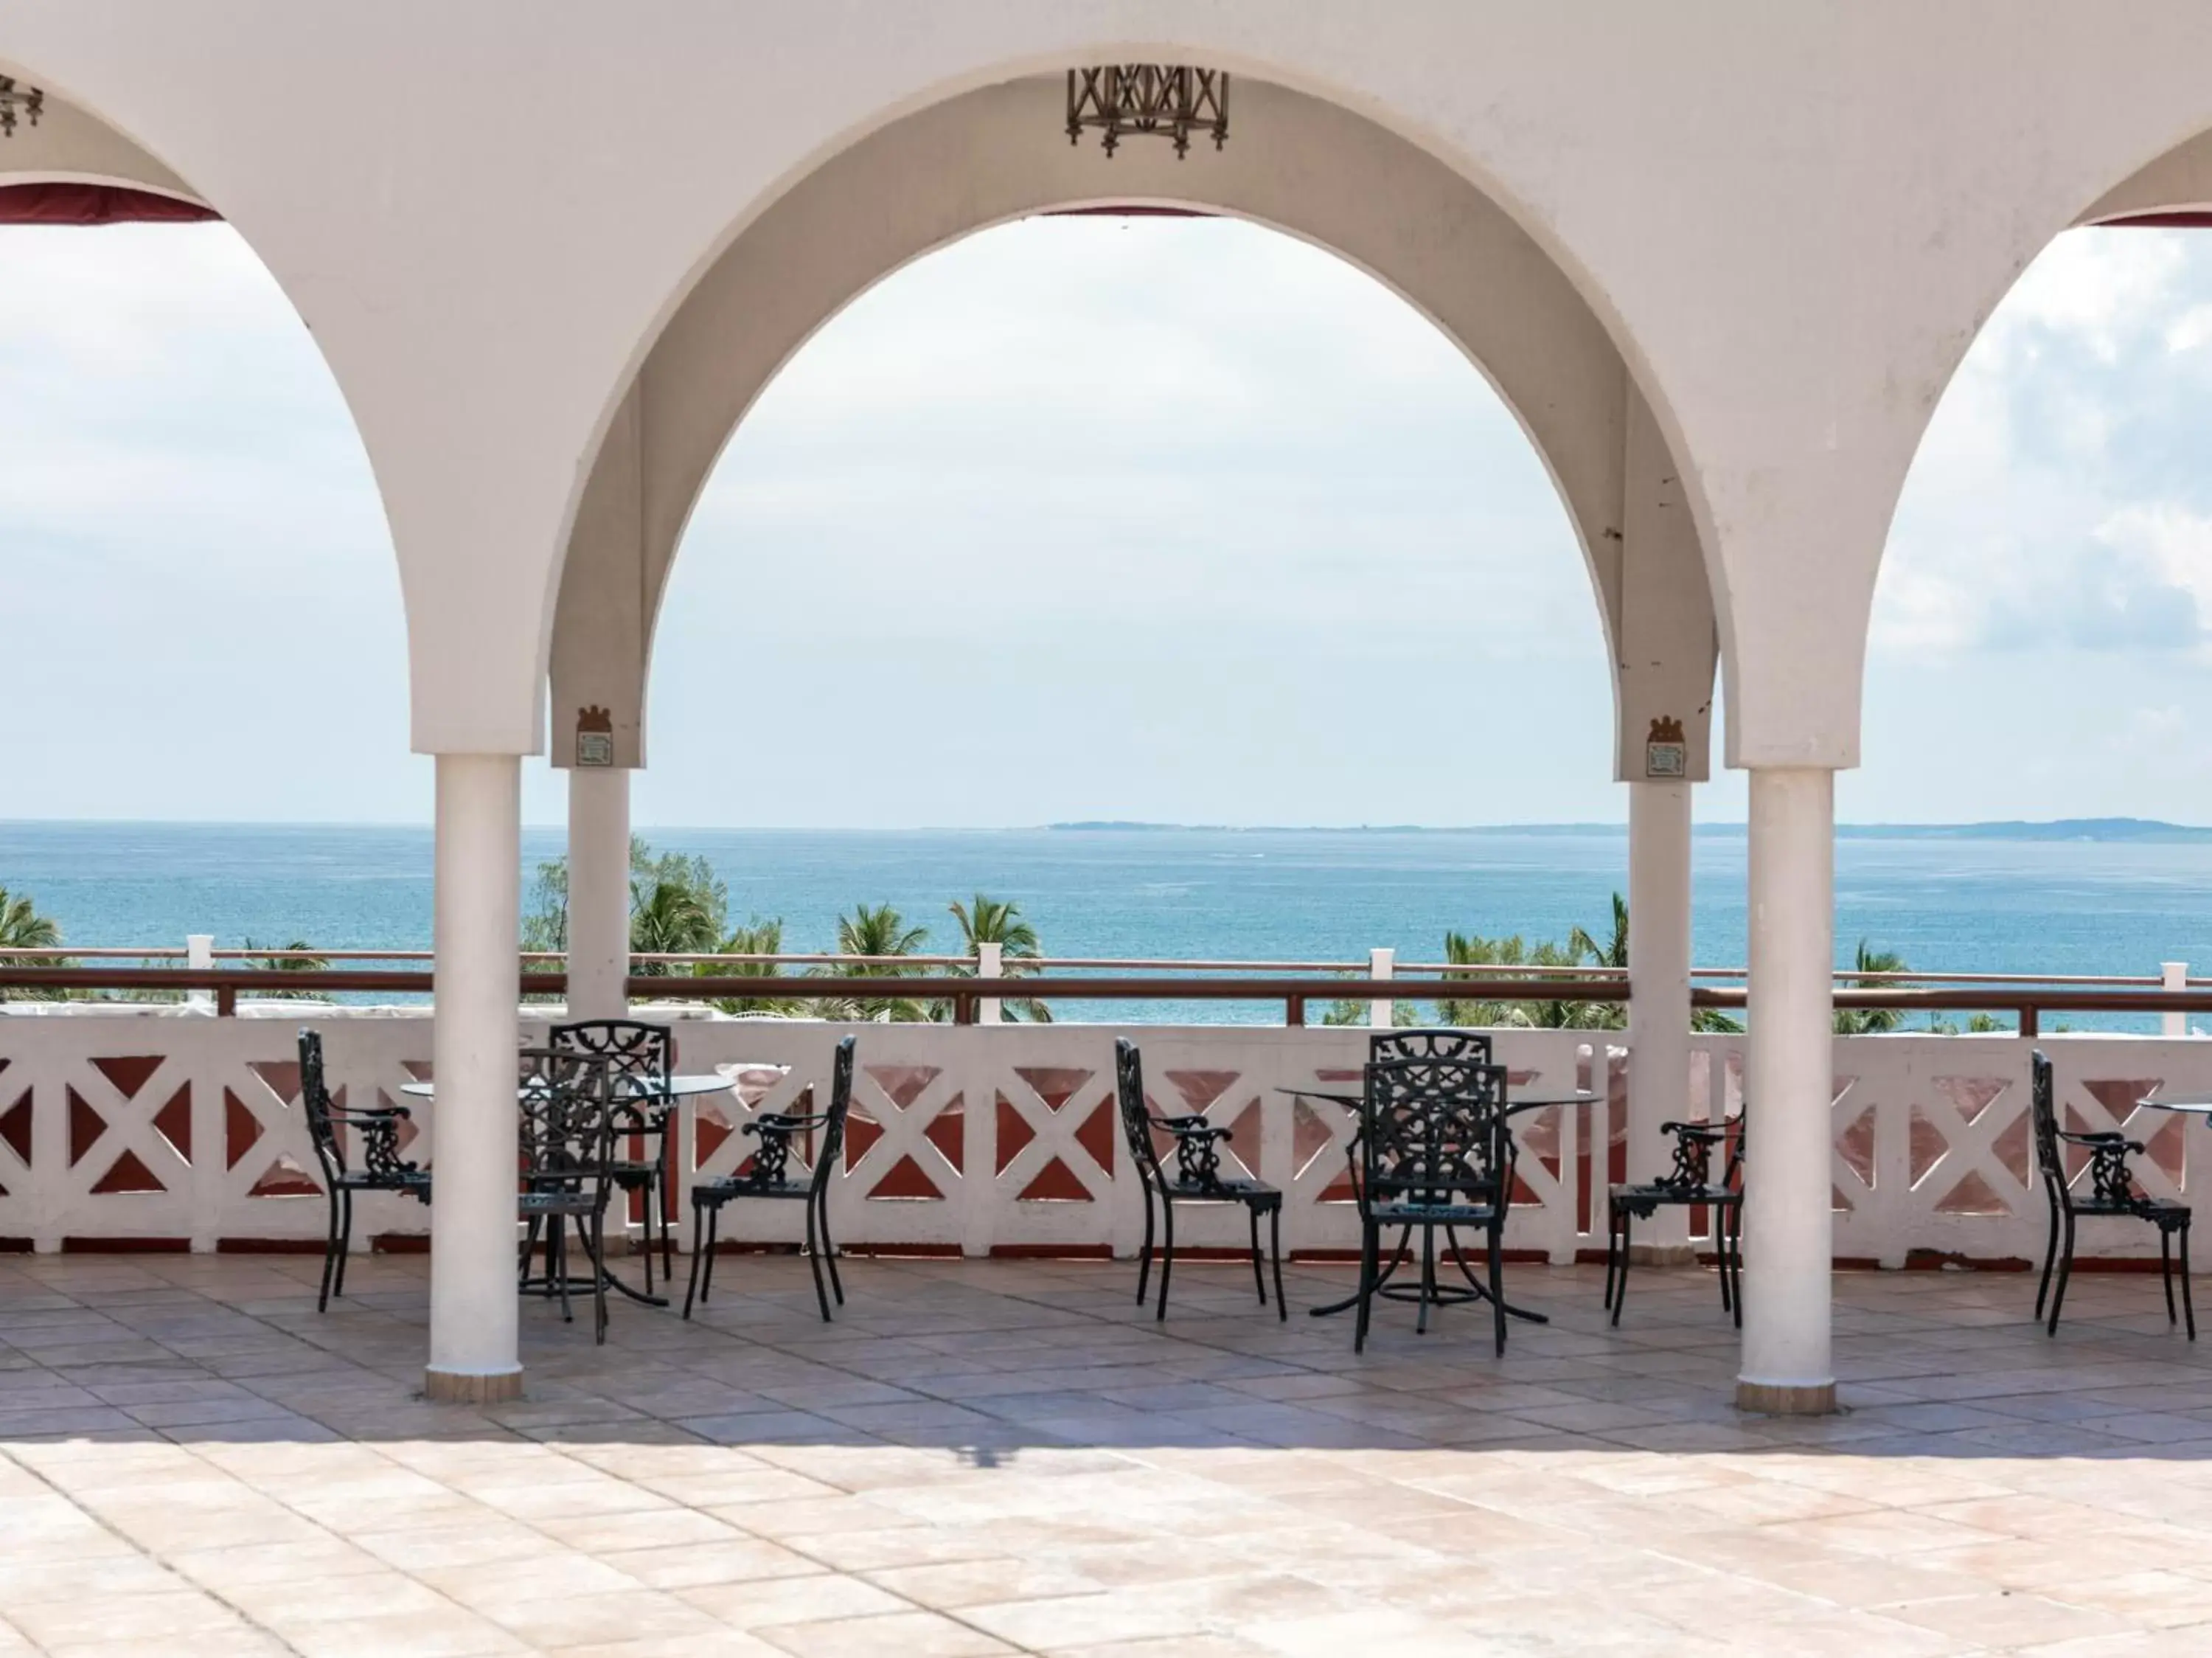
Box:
186 934 215 1015
1368 947 1395 1029
1738 766 1837 1415
566 766 631 1021
426 752 524 1405
2163 961 2188 1038
1627 780 1694 1256
977 940 1004 1025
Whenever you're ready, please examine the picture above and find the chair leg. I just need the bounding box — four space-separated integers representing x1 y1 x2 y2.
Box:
2035 1196 2060 1319
660 1131 677 1281
1728 1204 1744 1331
333 1190 354 1300
639 1179 656 1297
1717 1204 1735 1315
1270 1203 1287 1322
1416 1223 1436 1336
1248 1204 1267 1305
701 1207 720 1304
554 1219 574 1325
683 1201 708 1319
1487 1219 1508 1356
318 1187 343 1313
1354 1220 1379 1354
1601 1199 1620 1312
2048 1210 2076 1336
2181 1221 2197 1341
804 1196 832 1323
818 1187 844 1306
1155 1197 1176 1322
592 1210 609 1346
1610 1207 1632 1328
2164 1226 2179 1327
1135 1187 1155 1307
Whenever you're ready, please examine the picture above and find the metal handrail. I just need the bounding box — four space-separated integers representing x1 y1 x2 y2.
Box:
2 962 2210 1036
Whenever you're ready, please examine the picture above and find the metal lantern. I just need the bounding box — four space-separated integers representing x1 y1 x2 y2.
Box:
0 77 42 139
1065 66 1228 159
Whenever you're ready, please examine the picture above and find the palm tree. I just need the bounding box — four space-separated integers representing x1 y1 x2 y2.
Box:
815 903 931 1021
628 872 723 977
1834 940 1908 1034
946 892 1051 1022
0 886 64 1000
706 915 789 1017
242 937 333 1001
1435 929 1610 1029
1571 889 1742 1033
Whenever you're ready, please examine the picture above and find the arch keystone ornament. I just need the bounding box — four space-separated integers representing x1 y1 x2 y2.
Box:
0 78 42 138
574 705 614 769
1066 66 1227 158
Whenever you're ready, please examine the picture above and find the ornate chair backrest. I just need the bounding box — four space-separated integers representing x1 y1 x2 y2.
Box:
1722 1107 1748 1190
518 1052 615 1190
1369 1029 1494 1066
1113 1038 1168 1193
297 1028 347 1182
549 1020 673 1123
1360 1055 1509 1211
2029 1049 2065 1201
809 1034 857 1198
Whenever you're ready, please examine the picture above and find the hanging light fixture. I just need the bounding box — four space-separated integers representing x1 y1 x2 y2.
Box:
1065 66 1228 159
0 77 42 139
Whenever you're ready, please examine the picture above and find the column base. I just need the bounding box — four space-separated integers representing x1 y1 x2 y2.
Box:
424 1366 524 1405
1736 1379 1837 1416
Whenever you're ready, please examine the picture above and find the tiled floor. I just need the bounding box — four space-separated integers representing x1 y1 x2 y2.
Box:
1 1250 2211 1657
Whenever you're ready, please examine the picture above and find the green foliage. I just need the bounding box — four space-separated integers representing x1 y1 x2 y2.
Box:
1834 940 1907 1034
0 885 65 1000
522 836 729 968
815 903 931 1022
946 892 1051 1022
1321 996 1419 1027
1436 925 1621 1030
242 937 333 1001
706 915 788 1016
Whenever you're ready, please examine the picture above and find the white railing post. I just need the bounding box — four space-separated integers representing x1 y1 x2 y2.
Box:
1368 947 1394 1029
186 934 215 1014
978 942 1004 1025
2163 961 2188 1038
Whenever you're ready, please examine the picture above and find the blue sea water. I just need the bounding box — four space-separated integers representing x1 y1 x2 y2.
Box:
4 821 2211 1027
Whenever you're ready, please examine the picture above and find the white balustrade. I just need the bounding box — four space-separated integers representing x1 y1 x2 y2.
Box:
0 1016 2207 1268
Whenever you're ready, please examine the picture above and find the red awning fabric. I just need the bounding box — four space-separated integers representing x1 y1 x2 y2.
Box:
0 182 218 226
2093 211 2212 229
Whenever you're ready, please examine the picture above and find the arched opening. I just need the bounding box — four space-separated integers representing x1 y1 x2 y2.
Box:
641 209 1611 847
1865 204 2212 996
0 87 402 857
549 74 1719 794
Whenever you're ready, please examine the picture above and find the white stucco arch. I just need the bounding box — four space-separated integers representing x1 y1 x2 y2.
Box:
550 75 1718 785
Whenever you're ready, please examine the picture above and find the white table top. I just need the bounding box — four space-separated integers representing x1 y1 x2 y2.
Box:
397 1072 762 1100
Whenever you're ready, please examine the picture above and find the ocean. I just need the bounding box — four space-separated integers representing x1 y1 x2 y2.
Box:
4 821 2211 1027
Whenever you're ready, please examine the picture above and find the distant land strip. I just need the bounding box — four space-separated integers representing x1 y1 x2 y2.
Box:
1044 818 2212 842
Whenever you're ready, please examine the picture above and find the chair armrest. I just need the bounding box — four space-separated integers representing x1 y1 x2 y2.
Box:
2058 1129 2140 1151
331 1103 411 1122
1155 1117 1231 1142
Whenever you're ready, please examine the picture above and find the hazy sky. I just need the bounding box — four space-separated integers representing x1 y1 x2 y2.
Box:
1 214 2207 828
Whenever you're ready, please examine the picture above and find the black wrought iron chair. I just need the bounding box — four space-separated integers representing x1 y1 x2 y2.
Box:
515 1051 620 1345
1603 1110 1744 1328
1368 1029 1494 1066
2031 1050 2193 1339
549 1019 676 1291
684 1034 854 1322
298 1029 429 1313
1353 1054 1513 1354
1113 1038 1285 1322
